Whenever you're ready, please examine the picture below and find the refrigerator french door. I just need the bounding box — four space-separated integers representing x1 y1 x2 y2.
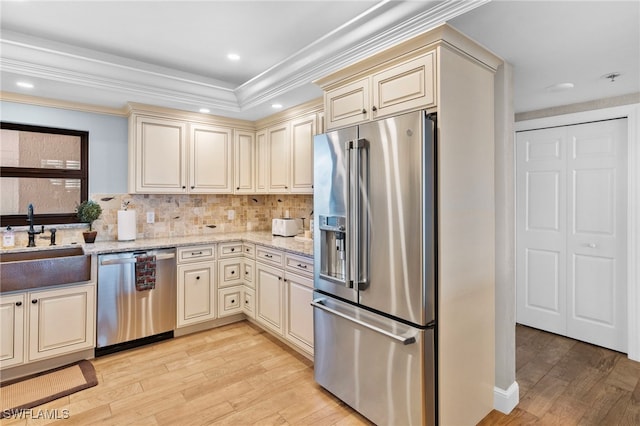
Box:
313 110 437 425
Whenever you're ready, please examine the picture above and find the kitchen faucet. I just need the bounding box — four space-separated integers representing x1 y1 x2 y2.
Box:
26 203 44 247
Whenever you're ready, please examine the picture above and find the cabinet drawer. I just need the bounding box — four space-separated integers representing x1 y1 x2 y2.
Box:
285 253 313 277
218 258 243 288
218 242 243 258
218 286 243 318
255 246 284 267
178 245 216 263
242 242 256 258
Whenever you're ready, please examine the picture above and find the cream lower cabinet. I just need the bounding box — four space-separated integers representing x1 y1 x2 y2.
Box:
255 262 285 336
28 284 96 362
254 247 314 355
284 272 314 354
177 245 217 327
0 293 25 368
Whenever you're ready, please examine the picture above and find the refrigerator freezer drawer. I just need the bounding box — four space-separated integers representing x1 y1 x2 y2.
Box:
313 294 435 425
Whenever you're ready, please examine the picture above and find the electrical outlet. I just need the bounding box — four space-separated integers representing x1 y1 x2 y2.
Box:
146 211 155 223
227 210 235 220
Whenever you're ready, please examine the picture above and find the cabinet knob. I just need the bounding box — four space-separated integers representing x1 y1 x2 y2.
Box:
231 248 235 252
285 186 288 189
182 186 186 189
284 278 288 282
31 299 38 304
15 301 22 307
196 276 200 280
372 105 377 112
362 109 367 114
245 271 249 275
231 299 235 304
236 187 240 190
191 186 195 189
231 270 235 275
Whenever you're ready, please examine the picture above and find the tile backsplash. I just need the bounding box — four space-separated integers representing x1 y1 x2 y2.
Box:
94 193 313 241
1 194 313 247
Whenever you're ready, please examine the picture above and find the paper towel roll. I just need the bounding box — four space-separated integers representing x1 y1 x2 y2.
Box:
117 210 136 241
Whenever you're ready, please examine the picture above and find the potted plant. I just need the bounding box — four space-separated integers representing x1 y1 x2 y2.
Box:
76 200 102 243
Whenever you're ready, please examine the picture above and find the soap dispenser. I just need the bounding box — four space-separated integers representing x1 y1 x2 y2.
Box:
3 226 15 247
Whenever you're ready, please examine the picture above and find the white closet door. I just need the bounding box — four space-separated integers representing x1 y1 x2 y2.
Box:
516 127 567 334
566 119 627 352
516 118 628 353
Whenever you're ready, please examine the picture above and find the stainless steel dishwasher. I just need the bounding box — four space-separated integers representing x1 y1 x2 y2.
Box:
96 248 176 356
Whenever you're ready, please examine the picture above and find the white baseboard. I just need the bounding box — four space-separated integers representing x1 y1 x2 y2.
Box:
494 381 519 414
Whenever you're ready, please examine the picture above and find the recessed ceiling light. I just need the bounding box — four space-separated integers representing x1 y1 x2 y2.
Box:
199 108 210 114
16 81 34 89
546 82 574 92
227 53 240 61
272 104 283 109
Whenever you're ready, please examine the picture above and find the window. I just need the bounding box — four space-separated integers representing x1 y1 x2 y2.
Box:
0 122 88 226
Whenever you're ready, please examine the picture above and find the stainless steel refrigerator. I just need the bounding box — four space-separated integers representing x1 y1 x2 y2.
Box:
312 110 437 425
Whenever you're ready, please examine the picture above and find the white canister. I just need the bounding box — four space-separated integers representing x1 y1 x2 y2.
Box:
117 210 136 241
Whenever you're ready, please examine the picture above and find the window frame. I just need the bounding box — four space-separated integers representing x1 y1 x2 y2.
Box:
0 122 89 226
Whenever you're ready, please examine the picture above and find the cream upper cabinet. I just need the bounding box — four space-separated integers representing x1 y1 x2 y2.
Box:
234 130 255 194
255 129 268 193
325 78 370 129
267 123 291 193
189 124 233 193
371 52 435 119
132 115 187 193
322 51 436 130
290 114 316 194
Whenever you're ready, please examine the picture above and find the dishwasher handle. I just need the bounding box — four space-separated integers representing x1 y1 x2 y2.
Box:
100 252 175 266
311 298 416 345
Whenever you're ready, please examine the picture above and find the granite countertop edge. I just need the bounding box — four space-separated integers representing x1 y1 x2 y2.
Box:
1 231 313 258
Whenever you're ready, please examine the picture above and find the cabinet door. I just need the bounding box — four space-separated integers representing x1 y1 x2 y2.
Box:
243 287 255 319
0 293 25 369
218 286 243 318
325 78 369 129
28 284 95 361
234 130 255 193
135 116 187 193
177 262 216 327
218 258 243 288
255 130 268 193
190 124 233 193
255 263 284 336
267 123 291 193
284 272 314 354
371 52 435 119
243 259 254 288
290 114 315 194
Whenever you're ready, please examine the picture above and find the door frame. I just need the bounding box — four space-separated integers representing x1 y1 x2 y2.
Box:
515 103 640 361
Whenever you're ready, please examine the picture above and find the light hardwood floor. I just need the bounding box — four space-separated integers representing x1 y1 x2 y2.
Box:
1 321 371 426
3 322 639 425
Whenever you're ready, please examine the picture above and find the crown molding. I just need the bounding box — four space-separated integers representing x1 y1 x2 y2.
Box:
0 91 129 116
0 0 487 117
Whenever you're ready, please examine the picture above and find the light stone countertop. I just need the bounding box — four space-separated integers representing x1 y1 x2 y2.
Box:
1 231 313 258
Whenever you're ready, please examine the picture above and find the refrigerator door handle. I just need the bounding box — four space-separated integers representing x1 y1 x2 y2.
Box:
311 298 416 345
350 138 368 291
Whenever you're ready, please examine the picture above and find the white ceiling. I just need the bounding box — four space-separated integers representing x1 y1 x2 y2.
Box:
1 1 638 121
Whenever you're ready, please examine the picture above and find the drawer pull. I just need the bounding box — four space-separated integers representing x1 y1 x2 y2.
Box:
192 251 203 256
297 263 308 269
264 254 273 258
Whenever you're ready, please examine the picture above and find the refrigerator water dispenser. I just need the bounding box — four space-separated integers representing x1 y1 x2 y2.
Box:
318 215 347 284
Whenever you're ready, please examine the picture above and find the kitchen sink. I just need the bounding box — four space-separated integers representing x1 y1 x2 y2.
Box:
0 247 91 292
